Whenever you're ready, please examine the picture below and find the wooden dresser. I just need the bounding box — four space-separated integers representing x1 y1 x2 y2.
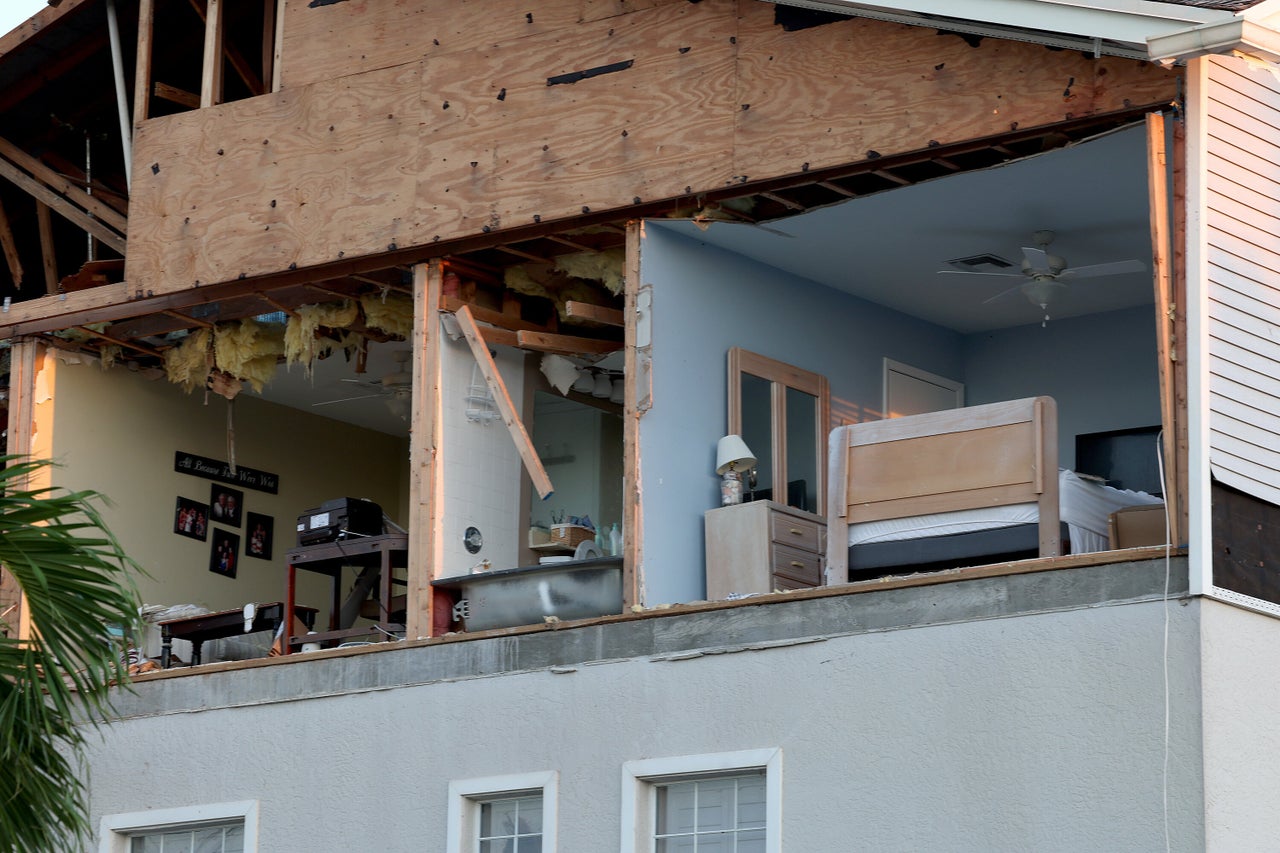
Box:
704 500 826 599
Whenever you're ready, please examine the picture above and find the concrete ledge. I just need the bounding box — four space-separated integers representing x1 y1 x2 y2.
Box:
106 554 1188 720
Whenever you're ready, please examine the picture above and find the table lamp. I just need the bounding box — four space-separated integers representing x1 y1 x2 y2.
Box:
716 435 757 506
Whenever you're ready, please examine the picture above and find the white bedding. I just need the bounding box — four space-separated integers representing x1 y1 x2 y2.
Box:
848 469 1164 554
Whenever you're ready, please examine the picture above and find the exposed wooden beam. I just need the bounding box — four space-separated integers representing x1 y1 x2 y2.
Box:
163 309 215 329
200 0 225 108
189 0 263 97
455 305 554 499
133 0 155 125
816 180 856 198
0 200 23 288
73 325 163 358
871 168 912 186
406 261 442 639
1146 111 1180 548
154 81 200 109
515 329 622 356
35 202 57 295
0 158 125 256
759 191 806 212
494 244 548 263
0 137 128 234
545 234 594 253
440 296 549 333
622 221 644 609
563 301 623 327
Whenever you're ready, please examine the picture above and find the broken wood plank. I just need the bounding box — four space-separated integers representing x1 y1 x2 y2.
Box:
0 137 129 234
187 0 265 96
154 81 200 109
59 259 125 293
0 200 23 288
455 304 554 499
515 329 622 356
563 301 623 327
35 202 57 295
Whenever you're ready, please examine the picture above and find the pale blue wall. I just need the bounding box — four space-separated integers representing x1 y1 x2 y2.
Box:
638 224 963 605
961 306 1162 468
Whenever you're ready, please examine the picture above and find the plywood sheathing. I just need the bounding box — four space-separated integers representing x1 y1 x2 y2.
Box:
279 0 688 91
122 0 1178 301
731 8 1177 178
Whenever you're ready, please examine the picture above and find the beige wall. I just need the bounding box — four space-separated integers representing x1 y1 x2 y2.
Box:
44 351 409 615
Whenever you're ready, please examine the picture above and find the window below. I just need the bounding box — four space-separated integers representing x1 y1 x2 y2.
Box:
98 801 257 853
447 771 558 853
622 748 781 853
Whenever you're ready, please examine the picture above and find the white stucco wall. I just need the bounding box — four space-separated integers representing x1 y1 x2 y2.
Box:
83 593 1204 852
1199 599 1280 851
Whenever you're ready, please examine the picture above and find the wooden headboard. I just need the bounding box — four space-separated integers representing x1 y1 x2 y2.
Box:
825 396 1060 583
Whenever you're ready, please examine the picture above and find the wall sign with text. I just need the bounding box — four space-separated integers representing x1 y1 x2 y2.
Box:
174 451 280 494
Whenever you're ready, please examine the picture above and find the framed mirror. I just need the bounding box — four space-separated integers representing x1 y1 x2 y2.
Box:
727 348 829 515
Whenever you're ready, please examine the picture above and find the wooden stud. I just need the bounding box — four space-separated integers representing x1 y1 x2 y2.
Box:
35 202 57 295
759 191 806 212
455 304 554 499
1146 112 1180 548
1171 118 1190 543
187 0 263 96
163 309 215 329
564 301 624 326
0 200 23 289
406 261 442 640
200 0 225 108
133 0 155 125
271 0 287 93
262 0 277 94
72 326 163 358
495 245 548 263
4 338 42 641
514 329 622 356
545 235 594 253
622 221 643 608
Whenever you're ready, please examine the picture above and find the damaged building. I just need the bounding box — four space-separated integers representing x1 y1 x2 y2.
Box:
1 0 1280 849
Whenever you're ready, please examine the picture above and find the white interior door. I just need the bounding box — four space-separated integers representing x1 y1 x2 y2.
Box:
883 359 963 419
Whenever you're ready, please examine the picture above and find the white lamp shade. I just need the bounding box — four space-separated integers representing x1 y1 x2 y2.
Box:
571 370 595 393
609 377 625 404
716 434 756 475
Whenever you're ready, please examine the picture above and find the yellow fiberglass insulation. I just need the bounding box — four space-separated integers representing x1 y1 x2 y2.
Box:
213 319 286 393
553 248 626 295
163 328 212 393
98 344 122 371
503 265 552 301
360 292 414 339
284 301 359 371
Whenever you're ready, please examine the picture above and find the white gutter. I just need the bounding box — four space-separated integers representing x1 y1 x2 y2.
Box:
768 0 1234 58
1148 18 1280 64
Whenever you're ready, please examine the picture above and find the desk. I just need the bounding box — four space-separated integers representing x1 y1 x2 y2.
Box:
285 533 408 653
158 602 316 668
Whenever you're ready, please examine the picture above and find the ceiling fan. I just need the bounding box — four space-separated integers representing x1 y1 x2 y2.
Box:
312 350 412 414
938 230 1146 323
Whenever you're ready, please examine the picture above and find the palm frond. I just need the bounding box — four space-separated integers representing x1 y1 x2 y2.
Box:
0 456 142 852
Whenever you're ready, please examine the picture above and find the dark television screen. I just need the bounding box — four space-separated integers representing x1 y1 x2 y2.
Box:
1075 426 1163 496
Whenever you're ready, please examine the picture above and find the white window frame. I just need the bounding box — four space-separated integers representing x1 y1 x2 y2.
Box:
620 748 782 853
98 800 258 853
446 770 559 853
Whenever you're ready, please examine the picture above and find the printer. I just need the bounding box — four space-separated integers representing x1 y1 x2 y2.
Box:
296 497 384 546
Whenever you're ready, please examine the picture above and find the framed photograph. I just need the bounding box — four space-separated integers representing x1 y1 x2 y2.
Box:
209 484 244 528
245 512 274 561
209 528 240 579
173 497 209 542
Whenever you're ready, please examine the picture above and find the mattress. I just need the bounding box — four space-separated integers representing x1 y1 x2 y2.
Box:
848 469 1163 555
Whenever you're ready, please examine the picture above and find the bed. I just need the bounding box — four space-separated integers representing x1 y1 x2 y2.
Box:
825 397 1164 583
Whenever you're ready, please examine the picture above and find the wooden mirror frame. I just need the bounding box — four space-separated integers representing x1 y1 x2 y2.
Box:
727 347 829 515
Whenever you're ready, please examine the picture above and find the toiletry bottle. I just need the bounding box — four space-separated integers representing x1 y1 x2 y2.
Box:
610 522 621 556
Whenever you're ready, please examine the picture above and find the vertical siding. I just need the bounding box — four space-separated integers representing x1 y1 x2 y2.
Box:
1204 56 1280 507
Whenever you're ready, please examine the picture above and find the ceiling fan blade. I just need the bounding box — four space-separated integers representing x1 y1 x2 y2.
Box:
1021 246 1050 270
936 270 1024 278
1057 259 1146 279
982 283 1028 304
312 393 386 407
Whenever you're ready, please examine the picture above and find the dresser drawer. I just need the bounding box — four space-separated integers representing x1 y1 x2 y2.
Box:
772 543 822 586
770 513 822 553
